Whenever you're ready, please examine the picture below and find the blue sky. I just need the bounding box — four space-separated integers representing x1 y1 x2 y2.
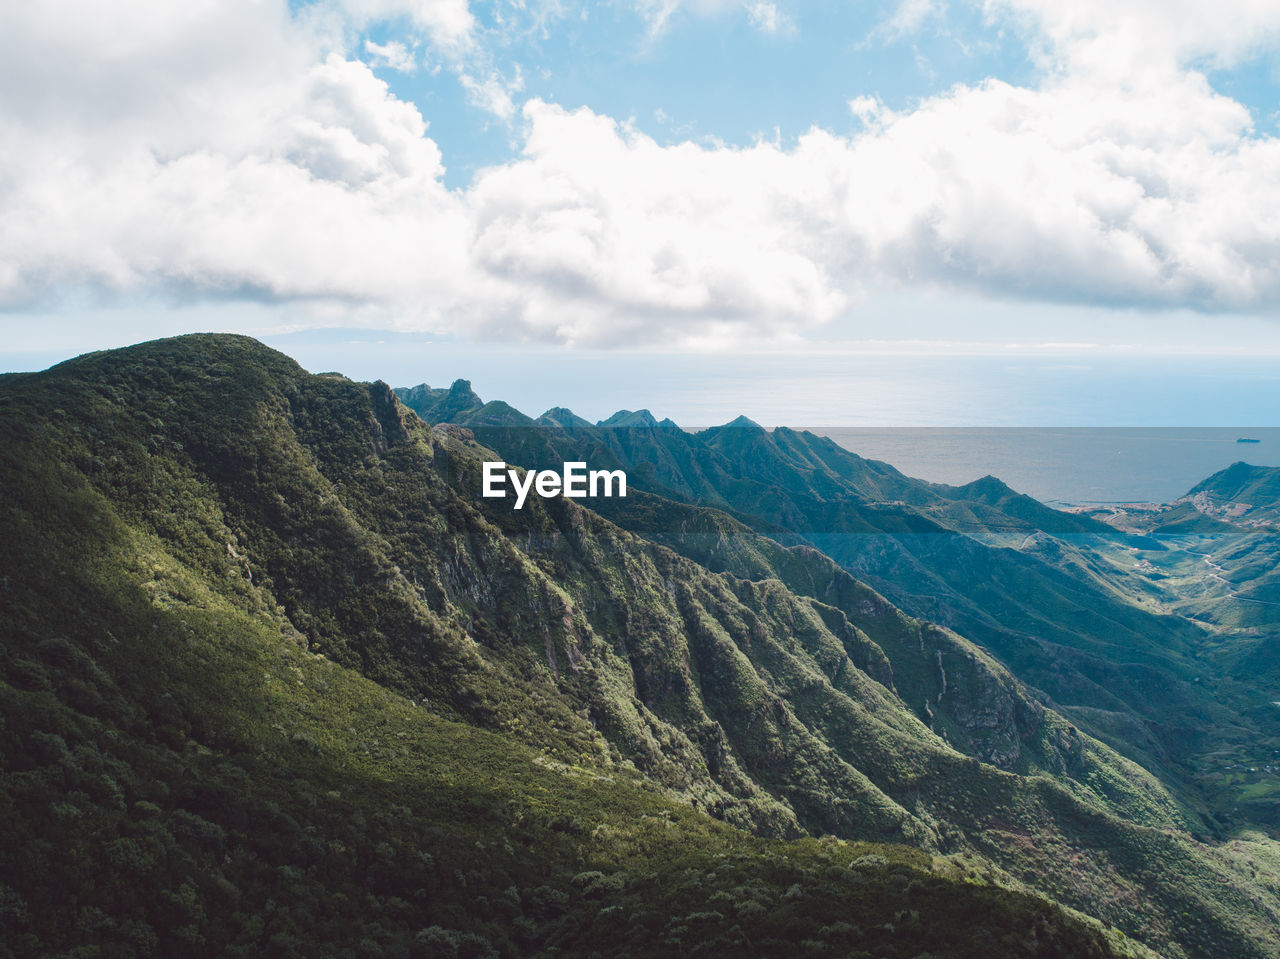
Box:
362 1 1051 188
366 0 1280 183
4 1 1280 422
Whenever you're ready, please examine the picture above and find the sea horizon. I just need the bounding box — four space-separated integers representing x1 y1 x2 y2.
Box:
807 426 1280 506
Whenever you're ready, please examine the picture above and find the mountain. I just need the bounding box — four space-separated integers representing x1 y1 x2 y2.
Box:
3 335 1278 957
1187 461 1280 523
396 383 1275 817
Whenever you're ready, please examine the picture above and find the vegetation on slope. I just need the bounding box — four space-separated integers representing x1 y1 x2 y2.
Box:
398 381 1279 831
0 343 1143 959
4 478 1134 958
2 336 1277 957
1071 465 1280 826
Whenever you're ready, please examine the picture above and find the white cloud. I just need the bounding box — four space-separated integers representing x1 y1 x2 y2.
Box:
984 0 1280 77
634 0 786 39
820 73 1280 310
0 2 470 313
746 2 795 36
465 101 845 344
460 80 1280 346
335 0 476 52
635 0 684 38
364 38 419 71
874 0 946 42
4 0 1280 349
848 95 887 126
458 64 526 121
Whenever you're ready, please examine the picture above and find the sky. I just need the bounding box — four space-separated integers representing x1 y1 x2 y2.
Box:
3 1 1280 422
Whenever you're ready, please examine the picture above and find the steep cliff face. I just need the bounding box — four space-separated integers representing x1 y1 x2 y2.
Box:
4 335 1278 959
589 494 1083 779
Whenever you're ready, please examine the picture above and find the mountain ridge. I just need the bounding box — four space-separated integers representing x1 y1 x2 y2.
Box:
3 335 1278 957
395 379 1271 811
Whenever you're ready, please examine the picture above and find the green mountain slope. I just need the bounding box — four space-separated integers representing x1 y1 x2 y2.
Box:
1066 467 1280 826
398 383 1275 821
3 336 1278 958
5 459 1130 959
1188 462 1280 521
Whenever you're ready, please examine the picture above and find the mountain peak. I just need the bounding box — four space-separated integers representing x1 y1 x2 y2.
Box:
598 409 658 428
957 474 1017 498
538 406 593 428
394 377 483 424
722 414 764 430
1188 459 1280 505
970 473 1006 487
57 332 303 379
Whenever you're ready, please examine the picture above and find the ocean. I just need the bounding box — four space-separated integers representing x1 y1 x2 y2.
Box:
806 427 1280 505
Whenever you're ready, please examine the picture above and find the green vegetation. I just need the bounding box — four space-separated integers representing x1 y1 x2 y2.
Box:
3 504 1126 958
2 335 1277 957
1073 464 1280 825
400 379 1280 834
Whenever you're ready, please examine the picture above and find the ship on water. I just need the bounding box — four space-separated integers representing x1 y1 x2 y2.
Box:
1237 437 1261 443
